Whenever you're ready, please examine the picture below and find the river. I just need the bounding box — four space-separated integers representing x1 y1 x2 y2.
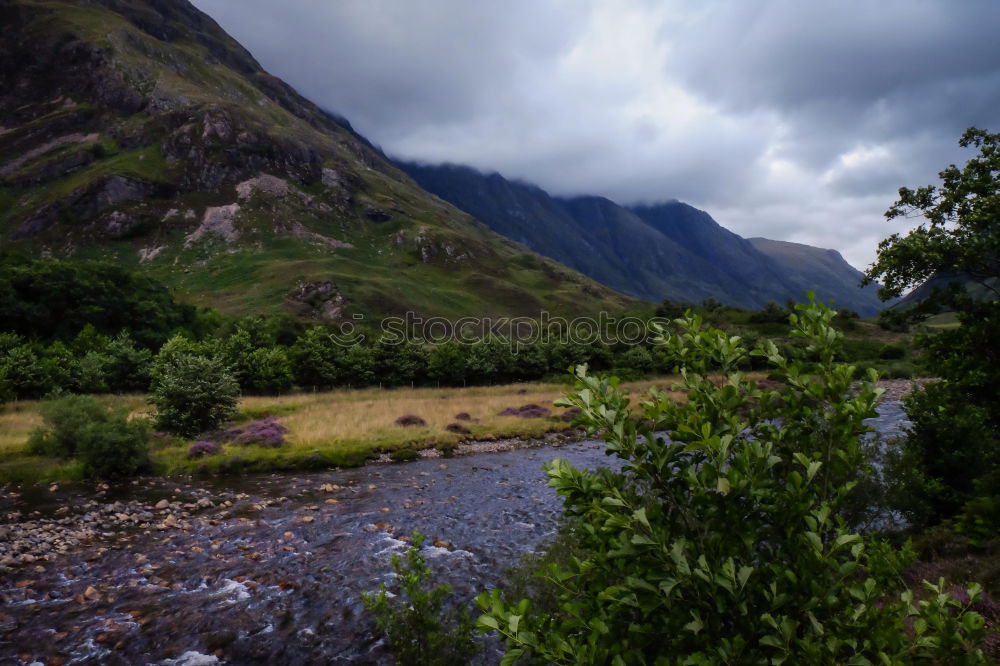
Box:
0 401 910 665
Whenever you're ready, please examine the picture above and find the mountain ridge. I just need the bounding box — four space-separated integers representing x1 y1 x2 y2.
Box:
399 160 887 315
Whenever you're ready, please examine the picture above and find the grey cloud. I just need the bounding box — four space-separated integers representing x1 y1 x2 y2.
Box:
191 0 1000 270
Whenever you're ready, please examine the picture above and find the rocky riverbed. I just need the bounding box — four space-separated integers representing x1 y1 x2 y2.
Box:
0 396 914 665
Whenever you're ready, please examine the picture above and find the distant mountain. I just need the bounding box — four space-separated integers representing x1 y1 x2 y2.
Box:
400 162 887 315
0 0 633 320
892 272 998 310
747 238 888 313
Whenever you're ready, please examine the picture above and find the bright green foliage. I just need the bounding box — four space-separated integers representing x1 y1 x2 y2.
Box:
865 127 1000 527
28 394 150 479
362 531 481 666
476 297 987 665
149 338 239 437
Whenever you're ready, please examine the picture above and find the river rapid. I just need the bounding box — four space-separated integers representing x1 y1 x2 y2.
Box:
0 402 910 665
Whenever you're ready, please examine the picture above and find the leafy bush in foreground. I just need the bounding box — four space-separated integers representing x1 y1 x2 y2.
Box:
476 298 986 664
362 531 481 665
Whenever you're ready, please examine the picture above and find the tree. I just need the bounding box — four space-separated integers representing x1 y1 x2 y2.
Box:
149 336 239 437
290 327 342 389
242 346 294 395
864 127 1000 526
476 298 987 664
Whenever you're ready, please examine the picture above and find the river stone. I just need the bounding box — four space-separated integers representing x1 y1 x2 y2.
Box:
155 499 170 510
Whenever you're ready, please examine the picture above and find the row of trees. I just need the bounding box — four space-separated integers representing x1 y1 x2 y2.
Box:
0 318 668 401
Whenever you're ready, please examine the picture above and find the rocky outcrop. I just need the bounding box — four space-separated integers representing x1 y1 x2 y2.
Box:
288 280 346 320
12 174 154 239
184 204 241 246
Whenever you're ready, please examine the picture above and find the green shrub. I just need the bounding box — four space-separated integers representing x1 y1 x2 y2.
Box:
956 495 1000 548
389 448 420 462
879 342 907 360
28 394 110 457
77 413 151 480
363 531 481 665
149 345 239 437
619 346 654 373
28 395 150 479
476 297 987 664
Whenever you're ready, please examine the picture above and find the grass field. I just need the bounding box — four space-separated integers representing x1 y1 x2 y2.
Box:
0 377 694 483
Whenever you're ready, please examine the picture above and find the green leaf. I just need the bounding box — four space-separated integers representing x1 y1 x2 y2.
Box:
500 648 524 666
633 507 650 529
478 614 500 631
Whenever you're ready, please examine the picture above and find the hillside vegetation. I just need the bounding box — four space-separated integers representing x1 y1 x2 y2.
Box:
0 0 633 320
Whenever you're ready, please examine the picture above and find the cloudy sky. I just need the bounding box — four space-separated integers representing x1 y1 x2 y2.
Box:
192 0 1000 270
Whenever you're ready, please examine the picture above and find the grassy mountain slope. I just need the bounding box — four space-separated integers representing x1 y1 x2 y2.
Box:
0 0 633 320
748 238 887 314
401 161 887 315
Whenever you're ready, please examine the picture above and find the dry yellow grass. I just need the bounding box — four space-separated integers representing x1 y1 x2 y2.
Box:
0 395 150 456
240 377 684 452
0 375 740 480
0 401 43 457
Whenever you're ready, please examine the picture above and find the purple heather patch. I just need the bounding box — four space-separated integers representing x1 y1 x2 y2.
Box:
187 440 220 458
220 416 289 448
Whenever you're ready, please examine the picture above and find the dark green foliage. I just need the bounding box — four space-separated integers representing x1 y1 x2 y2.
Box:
427 340 468 385
362 531 481 665
76 412 151 480
149 337 239 437
29 394 109 457
289 327 342 389
890 383 998 527
956 494 1000 548
748 300 788 323
619 345 653 373
389 448 420 462
866 127 1000 529
655 298 694 319
879 342 907 360
0 256 201 348
241 347 294 395
340 343 377 386
373 338 429 387
476 298 987 664
29 395 150 479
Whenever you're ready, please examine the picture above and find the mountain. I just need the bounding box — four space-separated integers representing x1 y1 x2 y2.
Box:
0 0 634 320
747 238 887 313
400 162 887 315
